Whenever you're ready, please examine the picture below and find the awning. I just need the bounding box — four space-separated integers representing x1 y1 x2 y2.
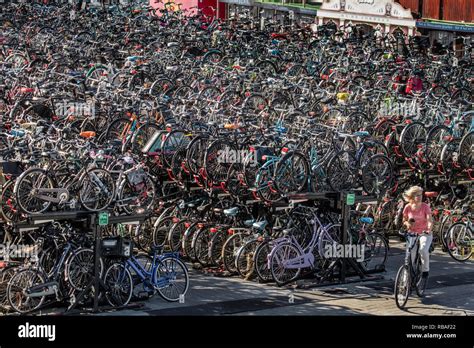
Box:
416 20 474 34
219 0 255 6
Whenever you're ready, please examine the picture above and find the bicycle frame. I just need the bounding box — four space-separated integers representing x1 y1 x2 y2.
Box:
267 212 339 270
403 233 423 280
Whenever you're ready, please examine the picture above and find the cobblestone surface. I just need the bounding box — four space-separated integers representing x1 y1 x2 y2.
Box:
98 238 473 316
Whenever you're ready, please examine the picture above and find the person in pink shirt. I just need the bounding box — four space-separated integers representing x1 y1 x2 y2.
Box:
402 186 433 279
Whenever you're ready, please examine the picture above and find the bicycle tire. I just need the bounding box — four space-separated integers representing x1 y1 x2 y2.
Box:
79 168 116 211
235 238 259 279
154 257 189 302
14 168 54 214
7 269 46 314
222 232 246 275
254 240 273 283
103 263 133 307
269 242 302 286
446 222 473 262
394 265 410 309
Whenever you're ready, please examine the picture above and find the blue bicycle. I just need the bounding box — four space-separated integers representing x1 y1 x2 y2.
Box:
103 247 189 307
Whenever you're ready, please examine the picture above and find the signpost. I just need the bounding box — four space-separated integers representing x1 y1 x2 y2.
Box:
346 193 355 206
98 212 109 226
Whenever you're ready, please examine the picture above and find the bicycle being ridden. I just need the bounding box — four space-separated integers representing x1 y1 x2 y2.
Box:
395 186 434 309
394 228 432 309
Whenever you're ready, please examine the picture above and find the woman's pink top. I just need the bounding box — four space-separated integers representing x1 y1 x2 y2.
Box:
403 203 431 234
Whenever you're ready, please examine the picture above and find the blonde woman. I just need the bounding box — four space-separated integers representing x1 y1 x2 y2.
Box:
402 186 433 279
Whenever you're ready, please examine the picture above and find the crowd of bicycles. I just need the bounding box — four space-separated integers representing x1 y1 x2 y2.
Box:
0 1 472 314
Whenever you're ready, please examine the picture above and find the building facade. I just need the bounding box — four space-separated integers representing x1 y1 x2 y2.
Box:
316 0 417 35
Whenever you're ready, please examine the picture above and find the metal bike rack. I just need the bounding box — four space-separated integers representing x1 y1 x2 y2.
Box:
288 191 386 288
12 210 150 314
71 212 149 314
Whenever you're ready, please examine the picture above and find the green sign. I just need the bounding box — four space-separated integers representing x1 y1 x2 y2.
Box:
98 212 109 226
346 193 355 206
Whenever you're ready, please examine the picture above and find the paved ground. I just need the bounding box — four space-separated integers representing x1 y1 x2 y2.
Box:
96 238 474 316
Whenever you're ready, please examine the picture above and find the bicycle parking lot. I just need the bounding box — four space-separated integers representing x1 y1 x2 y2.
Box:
0 1 472 319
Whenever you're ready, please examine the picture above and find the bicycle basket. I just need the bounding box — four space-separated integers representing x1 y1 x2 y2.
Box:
127 168 147 187
101 236 133 258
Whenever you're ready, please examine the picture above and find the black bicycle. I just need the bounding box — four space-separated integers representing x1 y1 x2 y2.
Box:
394 231 430 309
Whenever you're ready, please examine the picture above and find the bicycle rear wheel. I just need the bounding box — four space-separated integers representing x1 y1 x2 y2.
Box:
15 168 54 214
209 231 227 267
7 269 46 314
66 248 104 291
326 151 357 192
254 241 273 283
0 180 18 222
235 239 259 279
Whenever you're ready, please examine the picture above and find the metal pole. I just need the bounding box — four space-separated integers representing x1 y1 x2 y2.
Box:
340 192 349 283
92 214 101 313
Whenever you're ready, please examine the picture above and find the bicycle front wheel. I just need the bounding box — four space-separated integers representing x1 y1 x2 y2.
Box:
446 222 473 262
103 263 133 308
153 257 189 302
254 241 273 283
274 151 309 196
361 154 393 196
79 168 115 211
361 233 388 272
269 243 302 286
394 265 411 310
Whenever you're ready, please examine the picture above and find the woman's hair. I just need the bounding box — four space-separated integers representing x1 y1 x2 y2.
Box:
403 186 423 202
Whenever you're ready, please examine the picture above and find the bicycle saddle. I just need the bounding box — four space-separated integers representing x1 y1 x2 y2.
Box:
424 192 438 198
359 217 374 225
223 207 240 216
244 219 255 227
126 56 142 61
252 221 268 231
439 194 450 201
196 205 208 213
149 245 163 255
80 131 96 138
68 71 83 77
354 131 370 138
282 228 293 236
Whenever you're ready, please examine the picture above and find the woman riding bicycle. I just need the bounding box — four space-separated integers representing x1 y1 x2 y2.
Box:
402 186 433 280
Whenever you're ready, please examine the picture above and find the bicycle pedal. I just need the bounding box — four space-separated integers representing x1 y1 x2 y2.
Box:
136 291 154 299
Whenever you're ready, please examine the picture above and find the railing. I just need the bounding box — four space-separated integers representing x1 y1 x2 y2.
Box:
256 0 320 11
